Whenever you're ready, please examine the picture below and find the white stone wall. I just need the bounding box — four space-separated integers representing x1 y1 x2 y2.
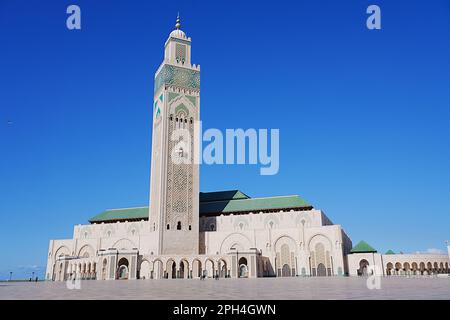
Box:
348 252 450 276
200 209 349 277
46 207 353 280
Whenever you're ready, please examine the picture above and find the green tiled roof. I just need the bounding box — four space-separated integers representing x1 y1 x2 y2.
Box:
200 195 311 215
350 240 377 253
89 207 148 223
89 190 312 223
385 249 395 255
199 190 250 202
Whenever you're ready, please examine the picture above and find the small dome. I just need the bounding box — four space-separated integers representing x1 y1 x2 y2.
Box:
169 14 186 38
169 29 186 38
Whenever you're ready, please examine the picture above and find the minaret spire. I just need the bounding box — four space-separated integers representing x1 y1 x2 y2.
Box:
175 13 181 30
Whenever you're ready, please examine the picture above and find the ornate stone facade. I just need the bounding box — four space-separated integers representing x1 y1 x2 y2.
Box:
45 17 449 282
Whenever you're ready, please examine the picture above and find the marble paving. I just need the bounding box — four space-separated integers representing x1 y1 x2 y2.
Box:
0 276 449 300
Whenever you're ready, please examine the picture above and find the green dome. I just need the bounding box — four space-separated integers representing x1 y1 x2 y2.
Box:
350 240 377 253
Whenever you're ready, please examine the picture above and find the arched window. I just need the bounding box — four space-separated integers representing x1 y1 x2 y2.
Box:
189 225 192 230
177 221 182 230
358 259 370 276
167 224 170 230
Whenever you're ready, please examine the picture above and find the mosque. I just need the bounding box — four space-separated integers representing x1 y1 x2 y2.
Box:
45 17 449 281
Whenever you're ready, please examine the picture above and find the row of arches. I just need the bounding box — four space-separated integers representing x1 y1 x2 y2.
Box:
386 261 449 276
357 259 449 276
69 261 97 280
138 257 236 280
55 261 98 281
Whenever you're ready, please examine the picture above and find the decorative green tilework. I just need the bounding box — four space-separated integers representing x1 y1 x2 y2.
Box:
154 65 200 93
186 95 196 107
175 103 189 116
154 97 161 119
168 92 180 102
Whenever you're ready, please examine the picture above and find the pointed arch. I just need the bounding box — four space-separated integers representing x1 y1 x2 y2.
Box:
77 244 95 258
219 232 252 254
112 238 137 250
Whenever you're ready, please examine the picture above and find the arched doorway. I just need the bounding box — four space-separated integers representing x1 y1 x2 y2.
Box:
426 262 433 275
358 260 369 276
166 260 176 279
179 260 189 279
403 262 411 275
205 259 214 278
192 259 202 278
117 258 129 280
218 259 227 278
419 262 426 275
238 257 248 278
153 260 164 279
395 262 402 275
140 260 151 280
386 262 393 276
277 243 294 277
317 263 327 277
282 264 291 277
411 262 418 275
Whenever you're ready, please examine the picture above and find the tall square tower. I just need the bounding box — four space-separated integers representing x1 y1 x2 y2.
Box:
149 16 200 255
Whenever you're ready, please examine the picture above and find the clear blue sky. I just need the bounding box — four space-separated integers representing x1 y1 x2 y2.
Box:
1 0 449 280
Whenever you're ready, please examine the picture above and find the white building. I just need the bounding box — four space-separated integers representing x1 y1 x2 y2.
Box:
347 241 449 276
46 17 449 281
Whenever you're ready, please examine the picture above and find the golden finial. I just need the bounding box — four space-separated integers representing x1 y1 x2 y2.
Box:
175 13 181 30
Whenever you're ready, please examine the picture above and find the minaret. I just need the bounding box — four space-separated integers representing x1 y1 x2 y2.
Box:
149 15 200 255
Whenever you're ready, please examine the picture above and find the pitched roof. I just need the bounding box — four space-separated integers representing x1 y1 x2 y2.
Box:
199 190 250 202
385 249 395 255
200 195 311 215
350 240 377 253
89 190 312 223
89 207 148 223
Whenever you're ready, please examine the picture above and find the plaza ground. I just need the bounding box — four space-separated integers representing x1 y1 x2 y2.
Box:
0 276 449 300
